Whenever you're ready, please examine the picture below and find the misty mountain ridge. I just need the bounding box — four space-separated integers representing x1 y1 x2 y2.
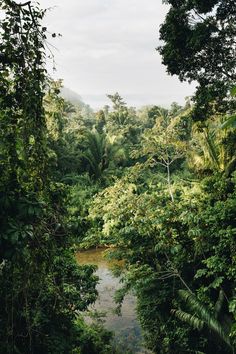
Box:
60 87 85 106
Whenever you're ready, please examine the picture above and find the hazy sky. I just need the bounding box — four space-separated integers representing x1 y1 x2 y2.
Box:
38 0 195 109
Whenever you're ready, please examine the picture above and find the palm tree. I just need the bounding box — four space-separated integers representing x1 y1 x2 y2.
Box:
189 118 236 176
82 130 125 179
172 289 233 351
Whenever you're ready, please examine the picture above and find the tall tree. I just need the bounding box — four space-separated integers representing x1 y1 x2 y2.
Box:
135 108 190 201
159 0 236 119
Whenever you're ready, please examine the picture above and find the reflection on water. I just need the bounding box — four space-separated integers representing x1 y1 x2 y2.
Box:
76 249 151 354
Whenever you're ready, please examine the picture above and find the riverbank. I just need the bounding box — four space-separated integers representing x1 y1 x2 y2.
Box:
76 249 152 353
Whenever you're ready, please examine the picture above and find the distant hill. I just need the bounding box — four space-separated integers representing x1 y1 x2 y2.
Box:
60 87 85 106
60 87 94 119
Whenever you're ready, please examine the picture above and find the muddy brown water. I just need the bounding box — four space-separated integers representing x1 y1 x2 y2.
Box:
76 248 152 354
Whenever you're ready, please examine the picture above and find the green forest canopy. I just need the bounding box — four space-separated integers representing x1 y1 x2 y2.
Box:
0 0 236 353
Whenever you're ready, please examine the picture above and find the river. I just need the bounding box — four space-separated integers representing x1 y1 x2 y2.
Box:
76 248 152 354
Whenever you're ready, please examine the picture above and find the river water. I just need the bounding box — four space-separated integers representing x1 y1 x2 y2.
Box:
76 248 151 353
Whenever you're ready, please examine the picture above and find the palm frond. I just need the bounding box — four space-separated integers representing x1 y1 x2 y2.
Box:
203 130 220 169
171 309 204 330
178 290 232 348
214 289 225 317
220 115 236 129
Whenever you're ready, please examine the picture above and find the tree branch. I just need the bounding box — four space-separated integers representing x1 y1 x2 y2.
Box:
16 1 31 6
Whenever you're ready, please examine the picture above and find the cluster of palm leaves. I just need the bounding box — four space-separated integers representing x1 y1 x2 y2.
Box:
82 130 125 179
172 289 233 351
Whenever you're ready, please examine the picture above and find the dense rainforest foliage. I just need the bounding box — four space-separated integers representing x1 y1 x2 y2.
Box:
0 0 236 353
0 2 114 353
